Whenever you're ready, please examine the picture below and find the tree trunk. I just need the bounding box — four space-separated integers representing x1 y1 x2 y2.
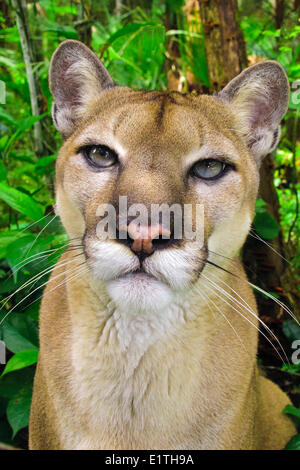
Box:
165 1 184 91
183 0 208 94
11 0 44 155
74 0 93 48
198 0 247 91
116 0 122 18
275 0 285 30
0 0 13 49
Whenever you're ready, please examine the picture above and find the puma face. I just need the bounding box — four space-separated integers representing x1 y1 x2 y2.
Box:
50 41 289 313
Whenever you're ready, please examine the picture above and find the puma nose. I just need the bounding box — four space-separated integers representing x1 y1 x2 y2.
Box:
117 221 172 256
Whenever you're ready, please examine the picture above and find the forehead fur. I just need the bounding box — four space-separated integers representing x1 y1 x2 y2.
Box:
64 87 249 162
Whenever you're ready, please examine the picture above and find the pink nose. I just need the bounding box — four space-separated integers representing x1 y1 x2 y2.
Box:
119 222 171 255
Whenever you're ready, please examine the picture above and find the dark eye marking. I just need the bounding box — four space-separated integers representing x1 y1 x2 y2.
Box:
190 159 234 181
78 145 118 169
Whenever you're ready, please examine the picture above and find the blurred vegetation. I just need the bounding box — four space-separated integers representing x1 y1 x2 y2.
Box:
0 0 299 449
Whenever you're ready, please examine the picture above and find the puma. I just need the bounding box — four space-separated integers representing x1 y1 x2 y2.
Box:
29 40 296 450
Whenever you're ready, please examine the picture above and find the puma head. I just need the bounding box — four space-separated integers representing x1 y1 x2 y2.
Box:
49 40 289 313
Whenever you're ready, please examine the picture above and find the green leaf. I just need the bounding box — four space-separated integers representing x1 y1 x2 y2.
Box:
0 420 14 446
0 231 20 259
282 404 300 420
0 368 35 399
255 198 267 211
0 160 6 181
108 47 143 74
0 396 8 417
0 135 9 151
166 0 185 13
6 386 32 438
0 270 29 295
289 99 300 111
0 108 15 125
4 113 48 157
5 312 39 348
0 56 17 67
34 154 57 169
0 182 43 220
3 323 38 354
0 276 18 294
1 350 38 377
41 21 78 39
253 211 280 239
5 234 36 279
23 304 40 322
106 22 157 44
5 232 61 280
282 363 300 375
263 29 281 37
285 433 300 450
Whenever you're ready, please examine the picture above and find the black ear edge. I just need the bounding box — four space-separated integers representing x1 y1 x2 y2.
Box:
269 126 281 152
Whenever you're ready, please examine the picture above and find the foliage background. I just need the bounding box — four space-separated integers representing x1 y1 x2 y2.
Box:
0 0 299 449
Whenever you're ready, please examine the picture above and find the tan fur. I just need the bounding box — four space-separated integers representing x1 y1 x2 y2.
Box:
29 41 296 450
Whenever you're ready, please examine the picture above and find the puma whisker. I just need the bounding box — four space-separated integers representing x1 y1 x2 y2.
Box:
199 288 249 356
23 260 89 314
249 229 292 265
25 215 59 257
0 254 85 324
200 273 289 363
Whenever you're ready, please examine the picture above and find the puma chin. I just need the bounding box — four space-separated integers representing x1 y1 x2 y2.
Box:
84 238 208 312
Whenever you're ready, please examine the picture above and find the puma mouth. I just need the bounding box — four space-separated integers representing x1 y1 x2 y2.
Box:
118 269 155 280
118 272 158 289
84 237 209 292
106 269 175 312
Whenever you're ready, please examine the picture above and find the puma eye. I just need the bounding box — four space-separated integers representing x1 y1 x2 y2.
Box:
191 159 227 180
82 145 118 168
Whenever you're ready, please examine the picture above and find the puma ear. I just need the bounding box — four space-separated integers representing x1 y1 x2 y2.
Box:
49 40 115 138
217 61 289 163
